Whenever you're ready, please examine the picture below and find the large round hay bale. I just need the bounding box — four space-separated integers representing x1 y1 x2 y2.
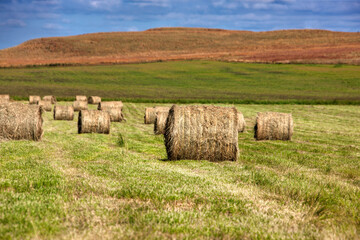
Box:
164 105 239 161
37 100 52 112
101 107 125 122
154 111 168 135
53 105 74 121
78 110 110 134
73 101 88 111
254 112 293 140
144 106 170 124
98 101 123 110
0 102 43 141
29 95 41 105
43 95 56 104
237 112 246 132
88 96 101 104
0 94 10 103
76 95 87 102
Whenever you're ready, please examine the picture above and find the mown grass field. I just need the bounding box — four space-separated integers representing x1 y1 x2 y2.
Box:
0 61 359 104
1 102 359 239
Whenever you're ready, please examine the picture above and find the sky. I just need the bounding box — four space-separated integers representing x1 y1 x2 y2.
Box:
0 0 359 49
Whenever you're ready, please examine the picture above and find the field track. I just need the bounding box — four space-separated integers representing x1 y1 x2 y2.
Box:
1 102 359 239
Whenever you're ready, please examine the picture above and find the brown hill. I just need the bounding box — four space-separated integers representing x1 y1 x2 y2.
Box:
0 27 359 66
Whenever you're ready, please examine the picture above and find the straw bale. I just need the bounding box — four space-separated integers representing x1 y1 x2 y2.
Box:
164 105 239 161
144 106 170 124
43 95 56 104
237 112 246 132
254 112 293 140
37 100 52 112
0 95 10 103
0 102 43 141
98 101 123 110
73 101 88 111
29 96 41 104
88 96 101 104
78 110 110 134
76 95 87 102
53 105 74 120
154 111 168 135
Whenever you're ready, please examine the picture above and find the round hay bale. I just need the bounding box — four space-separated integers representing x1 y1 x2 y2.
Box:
237 112 246 132
29 95 41 104
88 96 101 104
98 101 123 110
53 105 74 121
101 107 125 122
0 102 43 141
76 95 87 102
73 101 88 112
144 106 170 124
164 105 239 161
154 111 168 135
0 94 10 103
254 112 293 141
43 95 56 104
37 100 52 112
78 110 110 134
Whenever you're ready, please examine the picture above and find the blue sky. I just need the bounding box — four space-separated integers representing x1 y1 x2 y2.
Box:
0 0 359 49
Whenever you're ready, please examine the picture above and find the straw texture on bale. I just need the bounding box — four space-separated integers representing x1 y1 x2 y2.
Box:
164 105 239 161
78 110 110 134
76 96 87 102
98 101 123 110
0 95 10 103
37 100 52 112
237 112 246 132
73 101 88 111
29 95 41 104
101 107 125 122
88 96 101 104
0 102 43 141
53 105 74 121
254 112 293 141
144 106 170 124
154 111 168 135
43 95 56 104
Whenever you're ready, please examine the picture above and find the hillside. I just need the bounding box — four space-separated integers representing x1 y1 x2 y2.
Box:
0 27 359 66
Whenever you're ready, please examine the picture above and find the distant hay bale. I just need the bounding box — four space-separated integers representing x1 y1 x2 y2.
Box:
73 101 88 111
254 112 293 140
76 95 87 102
237 112 246 132
37 100 52 112
0 102 43 141
154 111 168 135
144 106 170 124
78 110 110 134
0 94 10 103
43 95 56 104
88 96 101 104
98 101 123 110
101 107 125 122
29 95 41 105
53 105 74 121
164 105 239 161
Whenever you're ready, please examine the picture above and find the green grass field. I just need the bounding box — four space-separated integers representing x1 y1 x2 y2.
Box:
1 102 359 239
1 61 359 104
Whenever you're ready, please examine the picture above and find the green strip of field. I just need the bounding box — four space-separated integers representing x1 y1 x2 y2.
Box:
1 103 359 239
0 61 359 104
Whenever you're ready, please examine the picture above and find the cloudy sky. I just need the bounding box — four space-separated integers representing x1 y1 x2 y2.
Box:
0 0 359 49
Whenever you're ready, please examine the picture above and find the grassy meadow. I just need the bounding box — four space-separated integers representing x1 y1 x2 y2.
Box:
1 102 359 239
0 61 359 104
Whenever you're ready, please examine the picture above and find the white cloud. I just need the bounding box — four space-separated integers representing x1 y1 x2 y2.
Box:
131 0 170 7
0 19 26 27
43 23 63 30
